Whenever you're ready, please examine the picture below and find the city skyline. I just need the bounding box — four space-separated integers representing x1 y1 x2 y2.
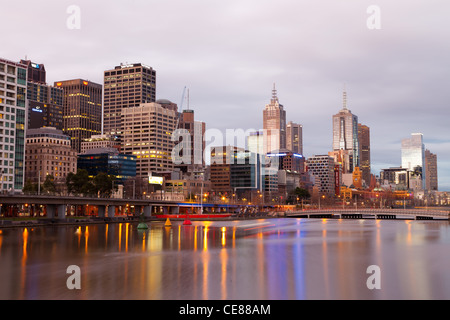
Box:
1 1 449 190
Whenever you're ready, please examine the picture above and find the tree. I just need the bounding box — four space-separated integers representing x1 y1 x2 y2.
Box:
42 175 57 194
294 187 311 199
93 172 114 197
66 169 94 195
23 179 38 194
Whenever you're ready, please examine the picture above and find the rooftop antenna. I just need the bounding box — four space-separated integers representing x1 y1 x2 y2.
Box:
343 83 348 110
271 83 279 103
187 88 190 110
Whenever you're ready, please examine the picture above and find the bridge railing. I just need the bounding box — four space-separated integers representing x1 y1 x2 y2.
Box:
288 208 450 218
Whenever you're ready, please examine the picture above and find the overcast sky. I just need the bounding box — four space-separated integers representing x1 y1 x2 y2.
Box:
2 0 450 190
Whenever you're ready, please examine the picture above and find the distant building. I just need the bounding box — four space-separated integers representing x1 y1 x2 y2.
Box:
263 84 286 154
55 79 102 153
332 89 359 172
306 155 336 196
286 121 303 155
358 124 371 186
103 63 156 138
425 149 438 191
77 148 136 183
25 127 77 186
401 133 425 189
121 102 177 178
81 134 120 154
0 57 27 192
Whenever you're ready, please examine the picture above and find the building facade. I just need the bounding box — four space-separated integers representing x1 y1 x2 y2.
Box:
77 149 136 183
358 123 371 185
0 58 27 192
401 133 425 189
121 102 177 178
103 63 156 138
286 121 303 155
25 127 77 187
425 149 438 191
55 79 102 153
306 155 336 196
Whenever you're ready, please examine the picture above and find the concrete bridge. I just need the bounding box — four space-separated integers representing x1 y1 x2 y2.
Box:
286 208 450 221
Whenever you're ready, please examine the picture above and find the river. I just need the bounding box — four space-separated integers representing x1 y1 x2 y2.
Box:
1 218 450 300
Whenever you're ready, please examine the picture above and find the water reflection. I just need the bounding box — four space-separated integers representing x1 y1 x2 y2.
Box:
0 219 450 299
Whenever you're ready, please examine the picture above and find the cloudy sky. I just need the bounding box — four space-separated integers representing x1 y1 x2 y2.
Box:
2 0 450 190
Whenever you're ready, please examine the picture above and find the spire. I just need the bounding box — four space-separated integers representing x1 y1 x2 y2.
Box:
271 83 279 104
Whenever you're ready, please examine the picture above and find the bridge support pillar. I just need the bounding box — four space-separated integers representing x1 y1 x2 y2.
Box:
163 206 168 215
143 205 152 217
134 205 143 216
98 205 106 218
107 205 115 217
171 206 179 214
57 204 67 219
46 205 56 219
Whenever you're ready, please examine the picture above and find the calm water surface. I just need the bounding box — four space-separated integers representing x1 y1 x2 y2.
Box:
1 218 450 300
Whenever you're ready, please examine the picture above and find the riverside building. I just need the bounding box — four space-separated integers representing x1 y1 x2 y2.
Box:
0 57 27 192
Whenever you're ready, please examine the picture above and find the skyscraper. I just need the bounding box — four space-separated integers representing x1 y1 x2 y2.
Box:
358 124 371 185
286 121 303 155
332 89 359 172
0 58 27 192
55 79 102 153
103 63 156 138
263 84 286 154
425 149 438 191
401 133 426 190
175 106 206 175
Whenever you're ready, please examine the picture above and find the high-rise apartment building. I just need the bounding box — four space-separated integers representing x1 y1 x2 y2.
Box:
358 124 371 185
401 133 425 189
24 127 77 186
55 79 102 153
286 121 303 155
332 90 359 172
0 58 27 192
263 84 286 154
121 102 177 178
103 63 156 138
306 155 336 196
425 149 438 191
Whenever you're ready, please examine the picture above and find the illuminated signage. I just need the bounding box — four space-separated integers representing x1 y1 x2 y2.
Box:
32 106 43 113
31 63 40 69
148 176 163 185
83 81 89 86
56 82 62 87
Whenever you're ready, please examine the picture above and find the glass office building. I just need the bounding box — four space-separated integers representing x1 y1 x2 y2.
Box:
401 133 426 190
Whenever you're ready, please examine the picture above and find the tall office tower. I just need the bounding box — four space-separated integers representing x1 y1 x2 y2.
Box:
55 79 102 153
175 105 206 175
20 59 46 84
103 63 156 138
425 149 438 191
263 84 286 154
122 102 177 178
24 127 77 186
27 80 63 130
0 58 27 192
401 133 426 189
332 89 359 172
306 155 336 196
286 121 303 155
358 124 371 185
